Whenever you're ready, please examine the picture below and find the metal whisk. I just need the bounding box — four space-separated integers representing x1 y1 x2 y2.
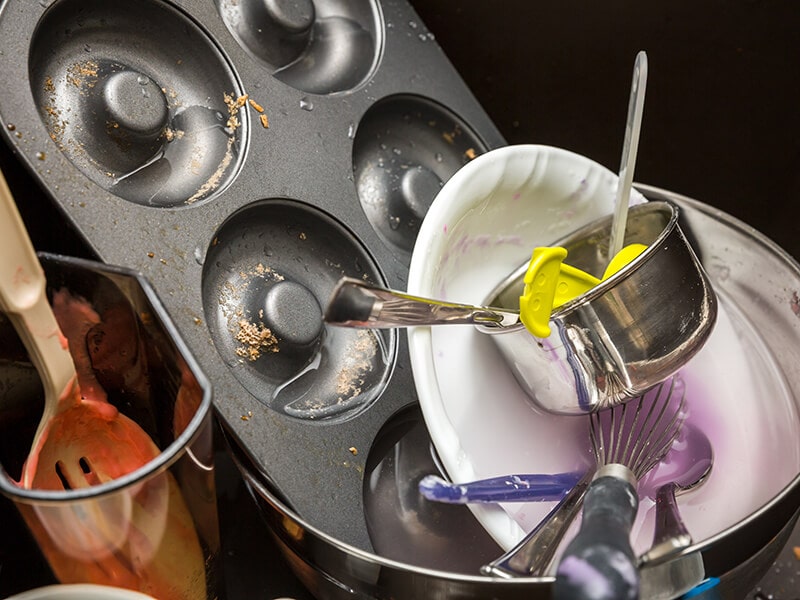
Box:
554 376 687 600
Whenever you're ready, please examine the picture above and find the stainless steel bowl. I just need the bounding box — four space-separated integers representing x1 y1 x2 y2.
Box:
222 187 800 599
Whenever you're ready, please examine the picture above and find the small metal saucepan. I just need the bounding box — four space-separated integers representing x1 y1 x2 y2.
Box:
479 199 718 414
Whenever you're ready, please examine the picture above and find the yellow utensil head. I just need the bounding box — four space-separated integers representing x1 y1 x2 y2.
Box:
519 247 599 338
518 243 645 338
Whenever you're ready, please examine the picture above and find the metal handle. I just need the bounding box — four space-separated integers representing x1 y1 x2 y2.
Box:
639 481 693 565
323 277 519 329
481 470 593 577
609 50 648 259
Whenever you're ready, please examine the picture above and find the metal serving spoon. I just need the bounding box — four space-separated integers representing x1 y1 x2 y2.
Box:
639 423 713 565
323 276 519 329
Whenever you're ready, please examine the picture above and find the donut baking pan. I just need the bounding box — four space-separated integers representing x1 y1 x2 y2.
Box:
0 0 503 551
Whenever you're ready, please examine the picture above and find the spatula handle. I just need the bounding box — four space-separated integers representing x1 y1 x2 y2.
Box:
0 171 46 314
554 471 639 600
0 169 76 401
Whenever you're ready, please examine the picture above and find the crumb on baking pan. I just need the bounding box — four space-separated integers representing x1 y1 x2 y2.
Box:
336 330 377 400
235 319 279 361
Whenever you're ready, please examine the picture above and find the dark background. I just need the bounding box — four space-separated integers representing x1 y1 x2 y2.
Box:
410 0 800 260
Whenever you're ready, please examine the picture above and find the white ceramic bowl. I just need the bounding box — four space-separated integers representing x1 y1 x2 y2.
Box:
6 585 156 600
407 144 800 560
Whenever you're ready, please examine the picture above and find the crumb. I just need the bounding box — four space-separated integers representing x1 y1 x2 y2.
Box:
348 447 358 456
793 546 800 560
235 319 279 361
222 92 248 131
465 147 477 160
249 98 264 113
299 232 307 240
259 113 269 128
163 127 185 142
336 330 377 399
193 317 202 325
140 312 153 325
186 136 234 204
147 252 155 258
240 411 253 421
160 258 167 265
67 60 99 89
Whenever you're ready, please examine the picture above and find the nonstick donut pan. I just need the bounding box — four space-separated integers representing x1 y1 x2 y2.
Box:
0 0 504 551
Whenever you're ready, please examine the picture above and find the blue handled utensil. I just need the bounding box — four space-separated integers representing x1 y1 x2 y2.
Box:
418 471 583 504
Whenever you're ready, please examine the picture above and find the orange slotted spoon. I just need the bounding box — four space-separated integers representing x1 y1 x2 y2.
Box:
0 169 205 599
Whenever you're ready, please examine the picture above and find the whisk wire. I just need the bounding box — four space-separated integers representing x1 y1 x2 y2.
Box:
589 376 687 479
635 381 686 479
626 382 670 474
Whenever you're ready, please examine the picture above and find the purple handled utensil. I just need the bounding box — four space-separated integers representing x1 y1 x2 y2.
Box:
418 471 582 504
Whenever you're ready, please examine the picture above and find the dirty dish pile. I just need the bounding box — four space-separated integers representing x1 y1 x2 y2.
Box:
218 147 800 600
2 2 800 599
407 144 800 593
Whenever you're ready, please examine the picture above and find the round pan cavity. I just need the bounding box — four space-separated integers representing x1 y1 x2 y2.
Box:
216 0 382 95
28 0 247 207
353 95 488 256
201 199 394 422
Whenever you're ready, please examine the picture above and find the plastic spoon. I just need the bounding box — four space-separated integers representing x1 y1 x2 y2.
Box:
0 168 161 490
1 169 206 597
608 50 648 261
0 169 78 486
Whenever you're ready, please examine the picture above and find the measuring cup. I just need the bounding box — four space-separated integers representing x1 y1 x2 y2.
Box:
479 200 717 414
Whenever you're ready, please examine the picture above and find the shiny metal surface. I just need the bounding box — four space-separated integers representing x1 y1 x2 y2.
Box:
481 470 592 578
324 276 520 329
222 187 800 600
480 200 718 415
640 425 714 565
